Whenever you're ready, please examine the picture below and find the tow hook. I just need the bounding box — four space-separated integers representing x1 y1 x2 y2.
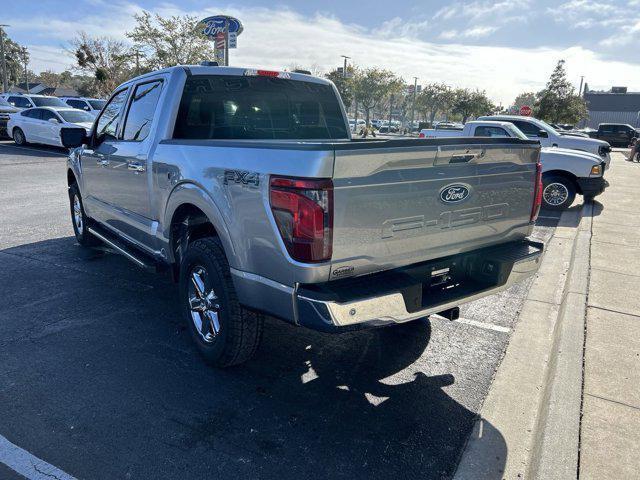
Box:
437 307 460 321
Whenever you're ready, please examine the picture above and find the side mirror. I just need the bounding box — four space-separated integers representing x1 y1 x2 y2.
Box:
84 106 90 111
48 117 60 124
538 130 549 138
60 127 88 148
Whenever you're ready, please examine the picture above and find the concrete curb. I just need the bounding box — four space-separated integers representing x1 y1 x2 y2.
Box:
454 204 592 480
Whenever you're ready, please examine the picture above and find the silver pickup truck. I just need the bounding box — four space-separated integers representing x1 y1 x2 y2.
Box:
61 65 544 367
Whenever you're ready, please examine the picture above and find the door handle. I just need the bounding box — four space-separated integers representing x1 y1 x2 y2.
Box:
128 162 146 173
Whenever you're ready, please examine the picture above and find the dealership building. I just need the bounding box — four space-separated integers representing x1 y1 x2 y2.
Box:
582 86 640 128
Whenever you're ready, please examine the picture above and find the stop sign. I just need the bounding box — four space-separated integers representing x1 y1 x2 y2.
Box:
520 105 532 116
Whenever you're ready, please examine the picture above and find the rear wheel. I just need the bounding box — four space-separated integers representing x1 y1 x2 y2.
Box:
13 128 26 146
179 237 264 367
541 174 576 210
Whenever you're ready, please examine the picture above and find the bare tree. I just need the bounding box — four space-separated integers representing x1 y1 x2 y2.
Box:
127 11 216 70
71 32 133 97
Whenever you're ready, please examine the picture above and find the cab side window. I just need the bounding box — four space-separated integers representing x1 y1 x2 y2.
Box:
475 126 509 137
9 96 32 108
122 80 163 142
22 109 42 119
40 110 59 122
96 89 129 140
511 120 541 136
67 99 89 110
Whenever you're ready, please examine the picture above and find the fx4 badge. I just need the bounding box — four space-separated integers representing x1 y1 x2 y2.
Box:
223 170 260 187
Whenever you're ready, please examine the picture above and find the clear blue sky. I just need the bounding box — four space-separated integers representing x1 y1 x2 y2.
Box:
3 0 639 103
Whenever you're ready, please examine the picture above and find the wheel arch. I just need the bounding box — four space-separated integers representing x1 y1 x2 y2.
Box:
67 168 77 187
542 170 581 194
164 183 237 272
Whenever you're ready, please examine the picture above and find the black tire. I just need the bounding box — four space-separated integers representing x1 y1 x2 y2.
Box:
179 237 264 367
68 183 100 247
541 174 576 210
13 127 27 146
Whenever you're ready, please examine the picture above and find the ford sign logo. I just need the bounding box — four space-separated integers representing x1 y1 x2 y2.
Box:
440 184 471 203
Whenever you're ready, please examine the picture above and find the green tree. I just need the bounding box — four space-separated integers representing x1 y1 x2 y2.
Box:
511 91 536 114
352 68 403 124
452 88 494 123
325 66 355 110
126 11 216 70
416 83 452 124
71 32 133 97
0 32 29 87
535 60 588 124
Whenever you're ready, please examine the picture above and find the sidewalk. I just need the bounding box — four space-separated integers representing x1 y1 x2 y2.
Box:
580 151 640 478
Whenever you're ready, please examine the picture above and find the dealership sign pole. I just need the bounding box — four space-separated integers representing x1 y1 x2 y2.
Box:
198 15 243 66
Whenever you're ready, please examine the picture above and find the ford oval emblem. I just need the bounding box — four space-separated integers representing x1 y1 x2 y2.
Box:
440 184 470 203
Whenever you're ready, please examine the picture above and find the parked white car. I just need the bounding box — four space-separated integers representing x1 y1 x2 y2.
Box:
477 115 612 161
419 120 608 209
348 118 366 134
7 107 94 147
60 97 107 117
0 93 68 110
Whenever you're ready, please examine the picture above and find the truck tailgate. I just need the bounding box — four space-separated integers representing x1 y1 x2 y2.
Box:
330 139 540 279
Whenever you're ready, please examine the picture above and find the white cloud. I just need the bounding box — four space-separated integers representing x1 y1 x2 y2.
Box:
16 3 640 104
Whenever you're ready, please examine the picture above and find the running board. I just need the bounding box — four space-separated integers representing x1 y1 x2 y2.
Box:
87 226 157 271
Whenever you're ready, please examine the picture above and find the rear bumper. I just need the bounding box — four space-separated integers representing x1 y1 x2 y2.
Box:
233 239 543 332
577 176 607 198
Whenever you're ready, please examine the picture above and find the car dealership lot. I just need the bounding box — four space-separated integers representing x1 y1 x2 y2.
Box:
0 140 560 480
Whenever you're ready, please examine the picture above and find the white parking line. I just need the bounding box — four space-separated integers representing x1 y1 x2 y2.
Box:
0 434 77 480
432 315 511 333
455 317 511 333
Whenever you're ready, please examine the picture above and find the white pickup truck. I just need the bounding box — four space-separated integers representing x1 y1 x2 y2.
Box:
477 115 612 161
420 120 607 210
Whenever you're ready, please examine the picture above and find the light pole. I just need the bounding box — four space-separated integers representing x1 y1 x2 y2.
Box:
0 24 9 93
410 76 418 132
21 47 29 93
340 55 350 78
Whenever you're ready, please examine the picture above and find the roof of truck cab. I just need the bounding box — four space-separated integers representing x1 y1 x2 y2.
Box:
120 65 334 88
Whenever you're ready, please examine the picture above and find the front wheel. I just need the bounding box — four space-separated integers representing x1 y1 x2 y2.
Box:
541 174 576 210
68 183 100 247
179 237 264 367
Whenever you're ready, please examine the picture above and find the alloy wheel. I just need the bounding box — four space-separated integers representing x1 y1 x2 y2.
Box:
543 182 569 207
187 266 221 344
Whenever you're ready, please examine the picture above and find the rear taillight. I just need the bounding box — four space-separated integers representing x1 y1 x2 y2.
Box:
269 176 333 263
418 132 425 138
530 160 543 222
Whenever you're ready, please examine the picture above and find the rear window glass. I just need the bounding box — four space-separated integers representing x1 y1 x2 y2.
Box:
31 97 66 107
173 75 348 140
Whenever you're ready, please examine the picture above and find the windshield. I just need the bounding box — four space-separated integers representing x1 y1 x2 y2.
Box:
503 124 529 140
58 110 95 124
174 75 349 140
534 118 559 135
32 97 67 107
88 100 106 110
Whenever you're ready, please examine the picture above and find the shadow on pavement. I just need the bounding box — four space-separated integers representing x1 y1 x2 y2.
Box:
0 140 68 157
0 236 507 480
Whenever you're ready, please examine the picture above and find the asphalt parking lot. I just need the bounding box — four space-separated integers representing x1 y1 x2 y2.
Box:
0 140 561 480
